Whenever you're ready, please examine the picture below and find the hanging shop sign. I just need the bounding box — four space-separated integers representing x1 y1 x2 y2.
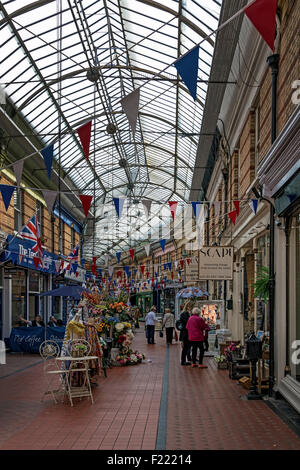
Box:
199 247 233 280
185 258 199 282
0 235 58 273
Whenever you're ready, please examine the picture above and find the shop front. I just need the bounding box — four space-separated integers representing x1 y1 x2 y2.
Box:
136 290 153 317
0 235 58 340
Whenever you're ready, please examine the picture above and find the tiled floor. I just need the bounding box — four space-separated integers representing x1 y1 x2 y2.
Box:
0 330 299 450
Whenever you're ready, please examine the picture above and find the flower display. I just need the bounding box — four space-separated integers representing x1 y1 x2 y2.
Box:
214 354 226 364
115 322 125 332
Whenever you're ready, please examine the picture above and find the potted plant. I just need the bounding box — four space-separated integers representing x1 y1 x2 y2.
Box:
253 266 269 301
71 344 86 357
214 354 227 369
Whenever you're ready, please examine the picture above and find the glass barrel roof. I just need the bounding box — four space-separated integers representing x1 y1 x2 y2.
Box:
0 0 222 261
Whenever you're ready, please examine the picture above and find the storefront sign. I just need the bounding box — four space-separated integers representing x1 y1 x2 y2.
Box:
1 235 58 273
9 326 65 353
199 247 233 280
185 258 199 282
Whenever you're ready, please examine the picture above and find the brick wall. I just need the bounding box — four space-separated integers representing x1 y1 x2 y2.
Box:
239 111 256 197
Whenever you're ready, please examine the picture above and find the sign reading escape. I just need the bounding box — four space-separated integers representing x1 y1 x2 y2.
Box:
199 247 233 280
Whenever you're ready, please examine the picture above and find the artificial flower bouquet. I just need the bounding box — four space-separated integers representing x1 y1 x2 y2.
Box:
115 350 145 366
225 342 243 361
214 354 227 369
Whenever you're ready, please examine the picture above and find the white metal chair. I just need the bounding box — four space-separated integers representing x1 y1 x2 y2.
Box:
39 340 70 404
67 339 94 406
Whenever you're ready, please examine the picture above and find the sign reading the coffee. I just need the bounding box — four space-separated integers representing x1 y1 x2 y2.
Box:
199 247 233 280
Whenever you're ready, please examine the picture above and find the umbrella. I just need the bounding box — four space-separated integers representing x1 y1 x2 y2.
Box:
176 287 209 298
39 285 87 300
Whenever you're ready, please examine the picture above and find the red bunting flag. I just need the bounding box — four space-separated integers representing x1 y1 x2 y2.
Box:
146 271 149 278
33 257 41 269
92 256 97 265
244 0 277 50
91 264 96 275
186 258 191 265
130 248 135 260
171 272 174 280
79 194 93 217
228 209 238 225
180 259 185 269
168 201 178 221
117 270 122 278
77 121 92 160
140 266 145 275
233 200 240 216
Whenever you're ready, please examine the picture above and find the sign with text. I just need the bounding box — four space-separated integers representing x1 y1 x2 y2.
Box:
199 247 233 280
185 258 199 282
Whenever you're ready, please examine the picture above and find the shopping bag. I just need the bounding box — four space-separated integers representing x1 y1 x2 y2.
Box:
174 330 178 342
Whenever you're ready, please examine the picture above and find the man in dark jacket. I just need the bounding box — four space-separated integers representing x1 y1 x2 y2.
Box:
179 308 192 365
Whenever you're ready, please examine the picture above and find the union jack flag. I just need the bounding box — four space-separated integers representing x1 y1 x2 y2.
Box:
67 243 79 263
19 213 43 260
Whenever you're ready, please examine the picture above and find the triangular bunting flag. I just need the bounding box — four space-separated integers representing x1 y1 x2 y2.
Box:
168 262 172 271
130 248 135 261
142 200 152 218
116 252 121 263
228 209 238 225
108 266 114 277
0 184 15 211
163 263 167 271
244 0 277 50
79 194 93 217
33 257 41 269
77 121 92 160
145 244 150 257
249 199 258 215
186 258 191 265
41 144 54 179
19 254 24 264
113 197 126 219
42 190 57 214
174 45 199 100
54 260 61 272
160 239 166 252
121 89 140 136
180 259 185 269
13 160 24 187
140 266 145 275
233 200 240 216
168 201 178 221
174 260 178 270
192 201 201 220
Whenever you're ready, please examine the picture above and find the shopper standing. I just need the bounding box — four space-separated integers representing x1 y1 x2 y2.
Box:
162 308 175 345
179 302 192 365
145 306 157 344
186 307 210 368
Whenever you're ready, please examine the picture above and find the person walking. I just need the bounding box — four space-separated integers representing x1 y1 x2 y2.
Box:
178 302 192 366
145 306 157 344
186 307 210 368
162 308 175 345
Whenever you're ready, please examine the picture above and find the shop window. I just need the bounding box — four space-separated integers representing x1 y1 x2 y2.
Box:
14 189 22 232
293 214 300 382
28 271 40 292
71 228 75 248
11 269 26 327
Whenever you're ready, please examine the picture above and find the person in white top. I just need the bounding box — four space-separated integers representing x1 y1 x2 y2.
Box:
145 306 157 344
162 308 175 345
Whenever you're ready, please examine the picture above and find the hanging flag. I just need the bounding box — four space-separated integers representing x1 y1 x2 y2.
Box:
174 45 199 101
142 200 152 218
140 265 145 275
113 197 126 219
92 256 97 265
186 258 191 265
244 0 277 50
233 200 240 216
171 272 174 280
108 266 114 277
228 209 238 225
67 243 79 263
145 243 151 257
19 254 24 264
168 201 178 221
214 201 221 217
79 194 92 217
163 263 167 271
146 271 149 279
124 266 130 277
0 185 15 211
174 260 178 270
192 201 201 220
121 89 140 136
41 144 54 179
71 263 78 274
134 269 137 277
130 248 135 261
160 239 166 252
168 262 172 271
13 160 24 187
33 257 41 269
180 259 185 269
91 264 96 275
20 213 43 260
116 252 121 263
77 121 92 160
42 190 57 214
249 199 258 215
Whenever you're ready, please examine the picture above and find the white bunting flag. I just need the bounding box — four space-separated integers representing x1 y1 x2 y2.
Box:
145 244 150 257
108 266 114 277
13 160 24 187
142 200 152 218
42 190 57 214
121 89 140 136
